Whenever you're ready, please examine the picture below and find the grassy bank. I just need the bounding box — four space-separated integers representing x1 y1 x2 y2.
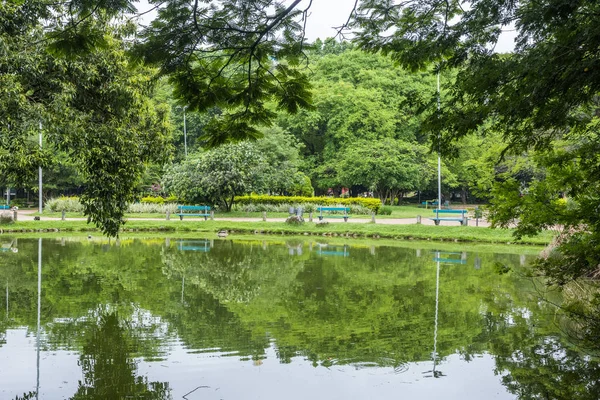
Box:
32 205 481 220
1 219 554 245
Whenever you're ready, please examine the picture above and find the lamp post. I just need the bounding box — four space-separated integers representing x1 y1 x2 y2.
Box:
437 71 442 210
39 121 43 214
177 106 188 157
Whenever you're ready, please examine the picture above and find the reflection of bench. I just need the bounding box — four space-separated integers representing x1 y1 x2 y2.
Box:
177 205 210 220
430 209 468 226
317 206 350 222
177 240 211 252
432 251 467 264
1 240 17 253
316 245 349 257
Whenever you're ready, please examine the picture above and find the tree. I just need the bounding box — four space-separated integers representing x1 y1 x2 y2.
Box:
162 142 266 211
0 3 172 237
276 47 441 193
348 0 600 281
337 139 431 205
254 127 306 195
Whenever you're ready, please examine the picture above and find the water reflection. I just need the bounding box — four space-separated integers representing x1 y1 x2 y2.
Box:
0 238 599 399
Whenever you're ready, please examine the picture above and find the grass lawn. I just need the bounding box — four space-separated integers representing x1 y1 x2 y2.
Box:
2 218 554 246
32 205 479 220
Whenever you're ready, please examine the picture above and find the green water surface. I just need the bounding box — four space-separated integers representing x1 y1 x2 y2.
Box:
0 237 597 400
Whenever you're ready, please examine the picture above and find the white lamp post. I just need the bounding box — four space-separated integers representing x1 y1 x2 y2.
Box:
177 106 188 157
39 122 43 214
437 71 442 210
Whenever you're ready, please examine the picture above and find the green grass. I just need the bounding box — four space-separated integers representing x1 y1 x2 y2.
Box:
1 218 554 245
32 205 477 220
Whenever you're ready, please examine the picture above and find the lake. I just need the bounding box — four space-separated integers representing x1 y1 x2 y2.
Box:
0 237 598 400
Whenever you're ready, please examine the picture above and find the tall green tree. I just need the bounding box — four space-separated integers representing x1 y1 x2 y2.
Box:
337 139 432 205
350 0 600 280
162 142 265 210
0 2 172 236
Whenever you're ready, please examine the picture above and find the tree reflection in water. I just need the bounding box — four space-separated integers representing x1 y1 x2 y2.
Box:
71 311 171 400
5 238 600 399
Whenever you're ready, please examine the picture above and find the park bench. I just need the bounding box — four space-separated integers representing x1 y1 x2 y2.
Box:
430 209 468 226
177 205 211 221
0 205 10 210
420 200 450 209
317 206 351 222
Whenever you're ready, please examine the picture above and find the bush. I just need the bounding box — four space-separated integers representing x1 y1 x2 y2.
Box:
233 202 373 215
140 195 178 204
141 196 164 204
235 195 381 212
127 203 178 214
46 197 84 212
378 206 393 215
8 199 27 208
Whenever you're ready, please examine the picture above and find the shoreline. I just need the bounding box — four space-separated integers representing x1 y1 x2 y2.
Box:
0 218 554 246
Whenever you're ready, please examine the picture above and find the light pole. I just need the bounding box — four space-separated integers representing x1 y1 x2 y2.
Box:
177 106 188 157
39 121 43 214
436 70 442 211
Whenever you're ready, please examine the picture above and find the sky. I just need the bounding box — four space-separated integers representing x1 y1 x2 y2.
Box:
135 0 516 53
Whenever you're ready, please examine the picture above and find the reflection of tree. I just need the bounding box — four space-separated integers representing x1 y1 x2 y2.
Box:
70 311 171 400
6 237 600 399
479 275 600 400
494 334 600 399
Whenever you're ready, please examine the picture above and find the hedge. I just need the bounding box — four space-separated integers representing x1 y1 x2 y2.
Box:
141 195 178 204
234 195 381 212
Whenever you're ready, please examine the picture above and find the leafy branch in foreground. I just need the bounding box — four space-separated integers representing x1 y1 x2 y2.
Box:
136 0 315 146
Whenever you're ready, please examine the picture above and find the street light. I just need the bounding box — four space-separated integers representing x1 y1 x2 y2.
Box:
436 70 442 210
177 106 188 157
39 121 43 214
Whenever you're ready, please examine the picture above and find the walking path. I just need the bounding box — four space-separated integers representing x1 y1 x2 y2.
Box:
13 210 492 227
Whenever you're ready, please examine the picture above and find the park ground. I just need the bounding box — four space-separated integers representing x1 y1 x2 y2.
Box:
1 206 555 246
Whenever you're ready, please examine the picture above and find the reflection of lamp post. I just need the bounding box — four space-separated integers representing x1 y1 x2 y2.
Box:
423 251 445 379
36 238 42 399
432 253 441 377
177 106 189 157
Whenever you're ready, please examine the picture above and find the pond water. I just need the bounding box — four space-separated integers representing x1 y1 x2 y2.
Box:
0 237 598 400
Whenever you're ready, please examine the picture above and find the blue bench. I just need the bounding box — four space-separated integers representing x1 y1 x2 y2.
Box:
317 206 351 222
0 205 10 210
430 209 468 226
177 205 211 220
420 200 450 209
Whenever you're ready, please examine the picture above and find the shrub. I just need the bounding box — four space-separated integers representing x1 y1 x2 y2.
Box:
234 195 381 212
141 196 165 204
127 203 178 214
234 202 372 215
8 199 26 208
378 206 393 215
45 197 84 212
165 195 178 203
